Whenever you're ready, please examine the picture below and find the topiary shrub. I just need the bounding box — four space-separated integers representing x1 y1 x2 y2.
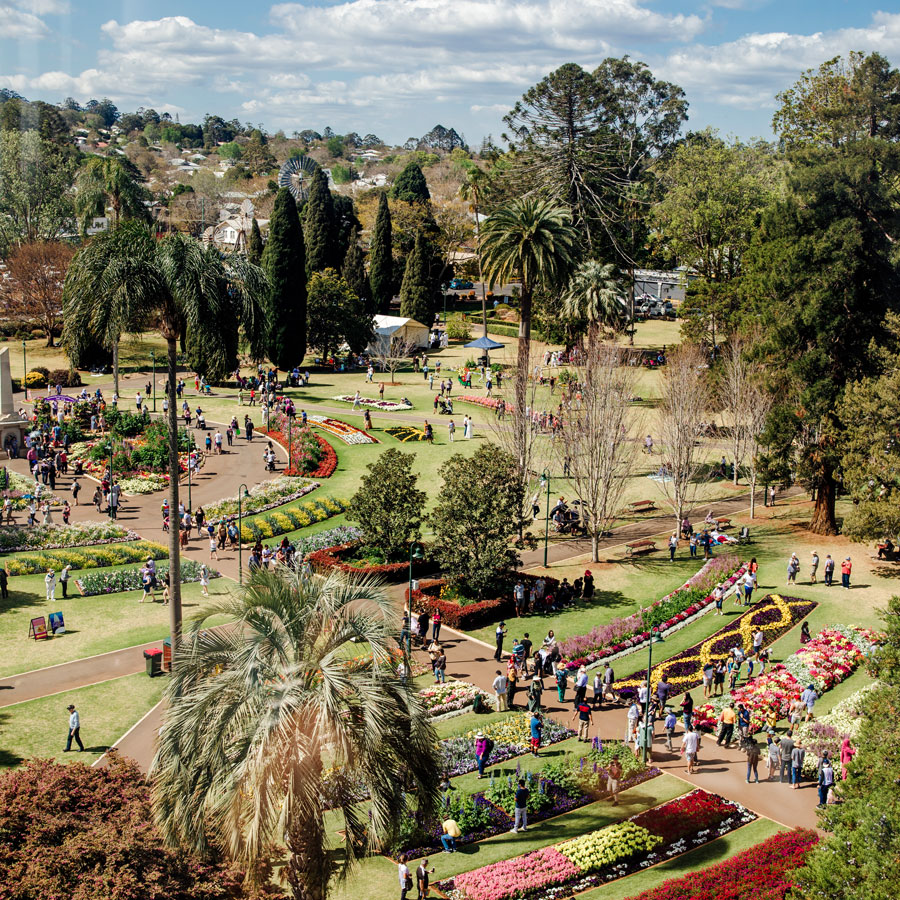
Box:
48 368 83 387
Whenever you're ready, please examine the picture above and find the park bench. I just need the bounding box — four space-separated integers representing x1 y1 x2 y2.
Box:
626 500 657 514
626 539 657 556
715 517 732 530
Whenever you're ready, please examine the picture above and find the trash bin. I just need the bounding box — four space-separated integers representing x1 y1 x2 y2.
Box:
162 637 172 672
144 648 163 677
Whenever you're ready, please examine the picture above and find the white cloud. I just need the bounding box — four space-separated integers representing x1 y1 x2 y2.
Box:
1 4 49 38
665 11 900 108
14 0 70 13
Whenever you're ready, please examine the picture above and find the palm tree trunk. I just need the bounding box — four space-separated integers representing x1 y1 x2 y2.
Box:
166 337 183 657
475 201 488 339
112 340 120 397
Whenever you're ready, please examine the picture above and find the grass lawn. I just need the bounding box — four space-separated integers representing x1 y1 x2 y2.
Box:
0 570 237 678
0 671 165 768
577 816 786 900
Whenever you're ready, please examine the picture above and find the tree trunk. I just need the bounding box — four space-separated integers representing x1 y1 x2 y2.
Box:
591 533 599 564
514 287 532 474
166 337 183 657
750 472 757 520
628 267 635 346
112 340 120 397
809 472 838 535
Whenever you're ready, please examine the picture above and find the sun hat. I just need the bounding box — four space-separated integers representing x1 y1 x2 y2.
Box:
475 731 484 739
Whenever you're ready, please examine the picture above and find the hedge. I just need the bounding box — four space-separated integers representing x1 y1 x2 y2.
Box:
307 542 433 580
407 574 559 630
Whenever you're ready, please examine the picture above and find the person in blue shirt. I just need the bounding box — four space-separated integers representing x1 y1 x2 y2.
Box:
529 713 543 756
511 779 530 833
664 708 677 751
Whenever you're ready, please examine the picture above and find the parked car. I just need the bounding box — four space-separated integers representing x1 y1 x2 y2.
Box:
449 278 474 290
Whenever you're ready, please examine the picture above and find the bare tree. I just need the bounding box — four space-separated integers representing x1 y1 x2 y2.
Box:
746 382 773 519
371 333 418 384
0 241 74 346
561 344 640 561
655 344 709 527
720 337 751 485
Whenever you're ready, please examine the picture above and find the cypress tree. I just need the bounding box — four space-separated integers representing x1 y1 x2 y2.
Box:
262 187 306 368
369 192 393 313
247 217 263 265
399 230 433 325
391 161 430 204
342 232 371 314
304 167 336 274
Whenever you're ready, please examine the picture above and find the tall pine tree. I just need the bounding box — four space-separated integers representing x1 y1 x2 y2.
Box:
304 167 336 274
342 231 370 314
369 192 393 313
247 218 263 265
391 161 430 204
262 188 306 368
399 230 433 324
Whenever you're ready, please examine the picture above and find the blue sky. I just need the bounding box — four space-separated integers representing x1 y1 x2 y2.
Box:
2 0 899 146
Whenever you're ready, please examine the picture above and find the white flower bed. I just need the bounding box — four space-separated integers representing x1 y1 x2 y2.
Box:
418 680 487 717
332 395 412 412
204 476 319 522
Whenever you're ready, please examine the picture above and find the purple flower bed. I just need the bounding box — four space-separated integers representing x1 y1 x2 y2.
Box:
441 741 523 777
558 557 744 671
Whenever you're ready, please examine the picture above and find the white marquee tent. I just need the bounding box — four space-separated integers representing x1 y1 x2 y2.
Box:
369 315 431 351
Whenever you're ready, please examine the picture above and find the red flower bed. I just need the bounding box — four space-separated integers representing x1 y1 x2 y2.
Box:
307 542 432 580
631 791 737 844
265 430 338 478
622 828 819 900
407 575 559 630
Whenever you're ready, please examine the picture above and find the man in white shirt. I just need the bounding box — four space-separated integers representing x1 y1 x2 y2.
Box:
492 670 508 711
681 726 700 774
626 701 641 743
65 703 84 751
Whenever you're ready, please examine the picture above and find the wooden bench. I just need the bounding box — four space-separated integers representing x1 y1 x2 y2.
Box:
626 500 657 514
626 539 657 556
715 517 732 530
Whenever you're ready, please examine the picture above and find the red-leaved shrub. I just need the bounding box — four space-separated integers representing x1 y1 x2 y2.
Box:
307 542 432 580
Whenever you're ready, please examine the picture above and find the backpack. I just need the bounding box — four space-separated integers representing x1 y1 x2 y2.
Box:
483 736 495 757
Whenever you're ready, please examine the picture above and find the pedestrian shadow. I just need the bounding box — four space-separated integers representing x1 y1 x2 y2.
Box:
0 711 23 767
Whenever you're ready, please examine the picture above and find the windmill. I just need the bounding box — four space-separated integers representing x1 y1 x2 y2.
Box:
277 155 319 202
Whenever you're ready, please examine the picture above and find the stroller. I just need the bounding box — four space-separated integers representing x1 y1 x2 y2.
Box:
438 397 454 415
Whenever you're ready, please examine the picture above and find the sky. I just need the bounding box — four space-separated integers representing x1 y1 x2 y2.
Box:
2 0 900 146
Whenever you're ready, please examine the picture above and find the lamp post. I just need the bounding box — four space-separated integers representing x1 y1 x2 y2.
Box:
187 451 193 512
237 482 250 584
541 467 551 568
406 542 424 661
151 351 156 412
107 434 114 518
287 414 292 468
22 340 27 401
642 626 664 763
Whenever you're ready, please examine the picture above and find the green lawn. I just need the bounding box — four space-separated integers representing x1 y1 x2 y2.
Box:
577 817 786 900
0 570 237 678
0 671 165 768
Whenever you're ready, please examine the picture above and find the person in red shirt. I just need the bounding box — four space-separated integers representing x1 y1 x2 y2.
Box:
841 557 852 589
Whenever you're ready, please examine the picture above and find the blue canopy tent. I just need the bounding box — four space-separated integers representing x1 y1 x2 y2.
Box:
464 334 505 367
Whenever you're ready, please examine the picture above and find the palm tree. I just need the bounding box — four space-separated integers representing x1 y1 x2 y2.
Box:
480 197 578 428
152 568 440 900
62 223 268 652
563 260 626 354
73 155 151 233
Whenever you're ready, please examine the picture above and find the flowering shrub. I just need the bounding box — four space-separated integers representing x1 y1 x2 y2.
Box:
621 828 819 900
614 594 817 701
307 542 431 579
332 394 412 411
0 521 139 552
786 627 874 692
418 681 487 717
630 790 738 843
3 540 168 576
239 497 349 543
76 560 220 595
205 476 319 523
557 821 662 871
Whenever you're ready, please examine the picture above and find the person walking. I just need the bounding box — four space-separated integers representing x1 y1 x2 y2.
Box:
766 733 780 780
493 670 508 711
511 779 529 833
572 700 593 742
787 553 799 585
494 621 507 661
529 711 543 756
779 732 795 783
801 683 818 720
474 732 490 778
792 739 806 789
64 703 84 752
840 736 856 780
680 691 694 732
71 478 81 506
664 708 677 751
818 757 835 807
607 755 623 805
555 665 568 703
398 855 412 900
810 551 819 584
841 557 852 589
717 702 737 747
199 563 210 597
573 666 588 707
602 662 615 703
668 533 678 561
824 554 835 585
680 726 700 774
45 569 56 601
744 734 761 783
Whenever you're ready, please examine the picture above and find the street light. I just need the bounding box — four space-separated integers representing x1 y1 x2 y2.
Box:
151 351 156 412
237 483 250 584
642 626 665 763
187 451 194 511
541 467 551 568
21 340 27 401
107 433 114 518
287 414 292 467
406 542 424 661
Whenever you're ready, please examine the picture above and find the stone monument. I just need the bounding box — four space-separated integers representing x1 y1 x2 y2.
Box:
0 347 29 456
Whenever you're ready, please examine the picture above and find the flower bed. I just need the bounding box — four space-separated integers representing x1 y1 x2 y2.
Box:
559 557 745 671
408 575 559 631
76 560 220 595
239 497 349 543
613 594 817 702
332 394 412 411
4 540 168 576
262 415 337 477
385 425 427 442
454 396 515 413
308 414 378 445
265 525 362 556
620 828 819 900
204 476 319 523
307 542 432 579
439 790 756 900
0 521 139 553
693 623 879 733
419 681 487 717
1 469 65 509
117 473 170 495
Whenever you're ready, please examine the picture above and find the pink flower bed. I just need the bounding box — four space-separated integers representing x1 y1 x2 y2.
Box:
452 846 580 900
455 396 515 413
791 629 864 690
